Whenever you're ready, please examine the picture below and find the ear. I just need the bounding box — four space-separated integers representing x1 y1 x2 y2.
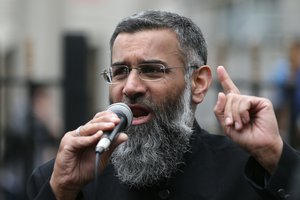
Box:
191 65 212 104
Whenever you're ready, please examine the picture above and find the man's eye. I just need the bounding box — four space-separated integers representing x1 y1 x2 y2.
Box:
140 65 164 74
112 66 128 77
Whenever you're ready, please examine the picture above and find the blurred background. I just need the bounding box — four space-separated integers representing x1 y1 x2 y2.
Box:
1 0 300 199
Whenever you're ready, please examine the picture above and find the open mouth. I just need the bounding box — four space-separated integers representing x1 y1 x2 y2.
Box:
129 104 152 125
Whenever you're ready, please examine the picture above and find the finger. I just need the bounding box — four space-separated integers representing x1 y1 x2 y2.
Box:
62 131 102 151
217 66 240 94
231 97 243 130
214 92 230 127
239 98 251 125
230 96 252 131
92 110 118 120
72 122 116 137
214 92 226 118
214 92 232 128
90 111 120 124
223 93 234 126
73 132 102 149
214 92 233 135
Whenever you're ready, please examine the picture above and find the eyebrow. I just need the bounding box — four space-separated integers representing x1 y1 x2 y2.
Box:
112 59 167 67
111 62 126 66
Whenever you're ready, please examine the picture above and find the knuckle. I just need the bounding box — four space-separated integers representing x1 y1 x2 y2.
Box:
59 133 72 148
93 111 104 119
226 93 235 98
80 125 86 133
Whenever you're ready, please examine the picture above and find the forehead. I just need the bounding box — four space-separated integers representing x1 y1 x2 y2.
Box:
111 29 184 63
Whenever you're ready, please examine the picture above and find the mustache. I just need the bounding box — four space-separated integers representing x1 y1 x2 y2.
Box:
110 95 153 109
122 95 152 106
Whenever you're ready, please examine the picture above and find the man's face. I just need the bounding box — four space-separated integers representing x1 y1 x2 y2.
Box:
108 29 194 187
109 29 187 123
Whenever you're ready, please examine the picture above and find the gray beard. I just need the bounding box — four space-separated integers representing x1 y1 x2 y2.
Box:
110 83 194 188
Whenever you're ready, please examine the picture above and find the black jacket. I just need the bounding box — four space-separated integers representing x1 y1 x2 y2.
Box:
27 122 300 200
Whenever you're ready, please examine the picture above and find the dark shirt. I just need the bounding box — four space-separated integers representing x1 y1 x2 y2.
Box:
27 122 300 200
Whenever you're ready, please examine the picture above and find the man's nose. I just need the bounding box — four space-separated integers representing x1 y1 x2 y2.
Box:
122 70 147 98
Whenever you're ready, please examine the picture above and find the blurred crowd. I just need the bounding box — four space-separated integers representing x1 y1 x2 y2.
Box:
271 38 300 147
0 84 60 200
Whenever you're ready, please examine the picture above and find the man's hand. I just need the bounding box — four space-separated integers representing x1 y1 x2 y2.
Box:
49 111 128 200
214 66 283 174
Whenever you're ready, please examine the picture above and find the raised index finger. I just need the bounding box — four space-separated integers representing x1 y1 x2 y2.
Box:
217 66 240 94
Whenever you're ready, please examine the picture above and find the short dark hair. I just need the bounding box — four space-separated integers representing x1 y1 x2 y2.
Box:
110 10 207 68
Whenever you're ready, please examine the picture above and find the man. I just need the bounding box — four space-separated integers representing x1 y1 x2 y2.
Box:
27 10 300 200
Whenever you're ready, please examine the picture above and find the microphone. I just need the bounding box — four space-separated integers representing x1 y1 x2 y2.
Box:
95 103 133 153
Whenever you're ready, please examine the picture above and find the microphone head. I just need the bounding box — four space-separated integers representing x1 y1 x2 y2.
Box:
107 103 133 129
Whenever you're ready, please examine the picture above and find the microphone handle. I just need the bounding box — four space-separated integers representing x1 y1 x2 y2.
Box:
95 116 126 153
104 116 126 141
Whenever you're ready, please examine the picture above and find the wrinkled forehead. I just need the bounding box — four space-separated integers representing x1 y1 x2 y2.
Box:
111 29 184 64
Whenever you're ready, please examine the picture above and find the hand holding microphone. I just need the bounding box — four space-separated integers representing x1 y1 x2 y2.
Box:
50 103 132 200
96 103 133 153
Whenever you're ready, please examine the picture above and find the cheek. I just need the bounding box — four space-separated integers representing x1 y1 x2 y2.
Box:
109 85 123 102
151 81 186 104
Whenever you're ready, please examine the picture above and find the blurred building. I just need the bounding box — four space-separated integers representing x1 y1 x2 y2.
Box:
1 0 300 199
